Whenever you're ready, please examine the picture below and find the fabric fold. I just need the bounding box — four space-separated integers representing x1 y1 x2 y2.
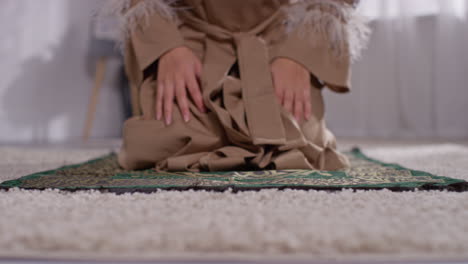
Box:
117 0 357 172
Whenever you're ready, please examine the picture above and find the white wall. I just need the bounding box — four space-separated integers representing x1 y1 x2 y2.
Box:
325 4 468 140
0 0 124 143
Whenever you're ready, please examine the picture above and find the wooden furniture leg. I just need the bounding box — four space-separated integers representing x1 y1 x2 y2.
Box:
83 57 107 141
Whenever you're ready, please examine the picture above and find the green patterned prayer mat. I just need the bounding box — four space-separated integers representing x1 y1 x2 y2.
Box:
1 148 467 193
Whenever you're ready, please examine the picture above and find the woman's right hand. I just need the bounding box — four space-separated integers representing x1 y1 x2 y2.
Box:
156 46 207 125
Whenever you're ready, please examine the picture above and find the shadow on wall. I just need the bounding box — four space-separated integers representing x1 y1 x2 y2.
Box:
1 0 124 143
3 28 80 142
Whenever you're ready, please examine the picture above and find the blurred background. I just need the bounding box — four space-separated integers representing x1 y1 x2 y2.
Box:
0 0 467 144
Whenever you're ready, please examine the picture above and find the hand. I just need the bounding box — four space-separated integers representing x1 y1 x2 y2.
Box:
156 46 207 125
271 57 312 122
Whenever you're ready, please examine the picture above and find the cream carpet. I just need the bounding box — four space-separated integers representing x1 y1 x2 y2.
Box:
1 140 468 262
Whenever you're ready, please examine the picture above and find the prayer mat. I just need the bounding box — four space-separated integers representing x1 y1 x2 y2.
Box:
1 148 467 193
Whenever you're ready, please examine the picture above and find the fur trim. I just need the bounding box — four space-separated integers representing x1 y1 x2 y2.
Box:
97 0 370 61
284 0 371 62
97 0 180 50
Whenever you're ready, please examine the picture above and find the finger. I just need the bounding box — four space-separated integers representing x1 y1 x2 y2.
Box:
277 89 285 106
194 59 203 79
156 81 164 121
175 79 190 122
277 88 286 106
187 72 207 113
283 90 294 114
164 80 175 125
303 86 312 121
294 92 304 122
193 61 207 112
272 75 285 105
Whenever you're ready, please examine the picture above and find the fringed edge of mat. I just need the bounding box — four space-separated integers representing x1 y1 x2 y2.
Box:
1 147 468 194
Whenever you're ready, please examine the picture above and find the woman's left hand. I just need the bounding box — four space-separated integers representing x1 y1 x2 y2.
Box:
270 57 312 122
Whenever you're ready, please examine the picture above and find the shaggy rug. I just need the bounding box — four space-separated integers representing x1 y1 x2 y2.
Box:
1 141 468 262
1 148 466 193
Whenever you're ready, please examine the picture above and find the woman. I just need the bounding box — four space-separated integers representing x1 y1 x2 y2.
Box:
104 0 369 172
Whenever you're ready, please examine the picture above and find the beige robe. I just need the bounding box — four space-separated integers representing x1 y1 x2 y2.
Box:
112 0 369 172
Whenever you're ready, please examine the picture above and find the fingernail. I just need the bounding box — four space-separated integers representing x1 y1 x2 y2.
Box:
184 113 190 122
165 115 172 125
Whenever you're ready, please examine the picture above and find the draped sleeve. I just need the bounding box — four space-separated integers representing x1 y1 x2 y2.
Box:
100 0 186 115
123 0 185 76
268 0 370 93
100 0 186 79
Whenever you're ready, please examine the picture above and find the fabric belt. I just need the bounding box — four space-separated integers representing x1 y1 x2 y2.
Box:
180 10 287 146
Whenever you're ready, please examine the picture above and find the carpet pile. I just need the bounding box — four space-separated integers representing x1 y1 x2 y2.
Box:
1 143 468 262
